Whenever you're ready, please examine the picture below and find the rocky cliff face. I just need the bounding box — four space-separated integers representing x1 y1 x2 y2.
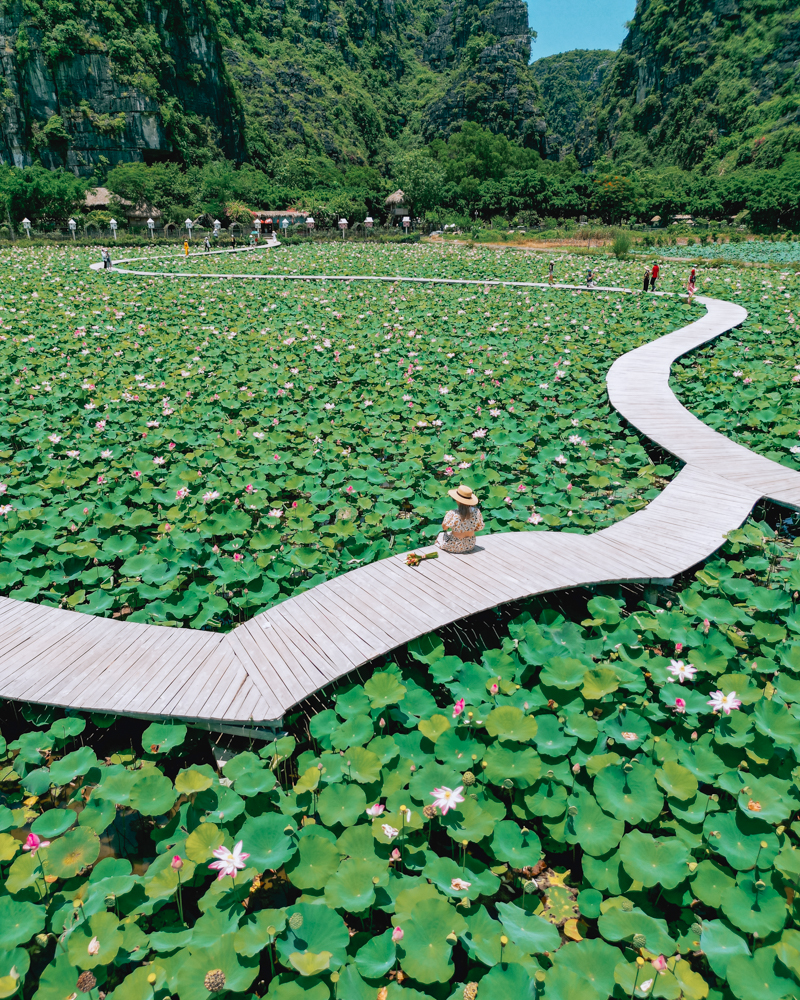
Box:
0 0 243 175
531 50 613 161
0 0 551 172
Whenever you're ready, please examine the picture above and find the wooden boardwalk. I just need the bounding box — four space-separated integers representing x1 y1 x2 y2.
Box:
1 269 797 726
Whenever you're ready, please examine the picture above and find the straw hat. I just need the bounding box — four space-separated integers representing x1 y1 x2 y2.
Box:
448 484 479 506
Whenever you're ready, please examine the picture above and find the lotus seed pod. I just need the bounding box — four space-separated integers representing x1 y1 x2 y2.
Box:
523 879 538 894
330 972 339 983
147 973 157 984
446 932 458 943
621 899 634 912
636 956 645 966
567 805 578 817
372 876 380 884
502 778 514 789
289 912 304 930
204 969 226 993
267 926 276 937
423 804 438 819
500 935 509 946
633 933 647 948
462 771 476 786
535 971 546 982
760 840 769 848
691 922 703 935
77 971 98 993
481 760 487 768
463 983 479 1000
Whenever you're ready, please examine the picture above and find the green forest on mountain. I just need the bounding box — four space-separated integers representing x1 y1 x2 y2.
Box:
1 0 799 228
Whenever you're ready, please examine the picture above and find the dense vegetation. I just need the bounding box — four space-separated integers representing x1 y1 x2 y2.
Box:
0 242 694 629
3 512 800 999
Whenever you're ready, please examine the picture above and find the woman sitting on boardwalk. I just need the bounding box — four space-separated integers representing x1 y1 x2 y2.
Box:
437 484 485 553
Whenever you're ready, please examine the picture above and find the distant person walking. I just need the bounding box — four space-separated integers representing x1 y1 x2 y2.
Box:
650 262 660 291
101 248 111 270
548 261 554 285
204 236 211 252
586 267 593 287
183 240 189 257
642 268 650 292
230 234 236 249
687 267 697 303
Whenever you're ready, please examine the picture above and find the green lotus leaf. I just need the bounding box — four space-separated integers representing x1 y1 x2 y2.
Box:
407 633 445 663
461 905 538 972
496 901 560 954
317 783 368 827
0 895 45 949
148 928 193 953
354 928 396 979
736 773 798 824
545 963 607 1000
418 713 452 744
726 948 796 1000
234 909 286 957
31 807 76 838
423 855 501 900
581 666 620 700
753 698 800 746
237 814 298 870
184 821 224 863
484 743 541 786
23 949 78 1000
691 859 736 907
78 796 116 834
235 767 277 796
703 810 779 870
330 713 375 749
576 888 603 919
491 820 542 868
363 670 407 708
142 722 187 754
128 770 176 816
655 759 699 800
619 829 691 888
288 951 332 976
42 826 100 878
176 933 259 1000
48 746 98 786
720 876 787 936
324 857 383 911
395 897 467 983
0 948 29 1000
105 963 169 999
284 833 341 890
441 794 502 842
598 906 676 955
540 656 587 689
485 706 538 741
534 715 578 757
339 746 382 783
699 919 751 978
594 763 663 824
614 961 682 999
67 910 123 969
587 595 623 623
565 788 624 856
433 727 481 769
48 717 86 742
277 901 349 967
5 849 42 896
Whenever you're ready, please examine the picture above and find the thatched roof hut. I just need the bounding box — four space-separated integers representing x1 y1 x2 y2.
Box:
385 189 405 206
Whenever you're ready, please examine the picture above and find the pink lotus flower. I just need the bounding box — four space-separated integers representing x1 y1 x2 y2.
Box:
245 484 254 494
171 855 183 870
382 824 399 840
490 683 499 695
430 786 465 815
450 877 471 891
391 848 401 860
87 936 100 956
652 955 668 973
132 470 142 480
675 642 683 653
23 833 49 855
208 840 249 880
452 698 465 718
366 803 385 817
392 926 404 943
233 553 244 562
674 697 686 714
96 475 105 485
667 660 697 683
175 487 189 500
708 690 741 715
168 442 176 450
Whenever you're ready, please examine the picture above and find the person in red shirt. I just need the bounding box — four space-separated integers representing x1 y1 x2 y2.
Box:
650 262 660 291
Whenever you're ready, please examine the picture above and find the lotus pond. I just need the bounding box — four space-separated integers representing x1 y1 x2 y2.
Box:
2 513 800 999
0 244 699 629
641 241 800 266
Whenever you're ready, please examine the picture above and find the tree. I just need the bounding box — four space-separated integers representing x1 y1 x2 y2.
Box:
394 150 446 218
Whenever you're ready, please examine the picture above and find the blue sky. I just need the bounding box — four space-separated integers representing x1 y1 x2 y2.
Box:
528 0 637 60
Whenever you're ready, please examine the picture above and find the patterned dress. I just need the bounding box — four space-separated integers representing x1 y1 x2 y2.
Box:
436 508 485 553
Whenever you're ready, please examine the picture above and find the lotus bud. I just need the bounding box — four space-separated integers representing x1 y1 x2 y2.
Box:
572 763 581 773
87 936 100 956
35 934 49 947
77 971 97 993
621 899 634 912
379 718 386 728
462 771 476 786
171 855 183 870
392 926 404 942
633 933 647 948
289 913 304 930
204 969 226 993
391 848 401 860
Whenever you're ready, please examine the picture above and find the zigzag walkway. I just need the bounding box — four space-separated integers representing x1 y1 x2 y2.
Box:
0 255 796 728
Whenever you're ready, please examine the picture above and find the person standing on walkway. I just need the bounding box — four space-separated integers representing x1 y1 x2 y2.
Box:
101 248 110 270
436 485 484 554
643 268 650 292
183 240 189 257
548 261 554 285
650 262 660 291
687 267 697 303
586 267 593 287
204 235 211 252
